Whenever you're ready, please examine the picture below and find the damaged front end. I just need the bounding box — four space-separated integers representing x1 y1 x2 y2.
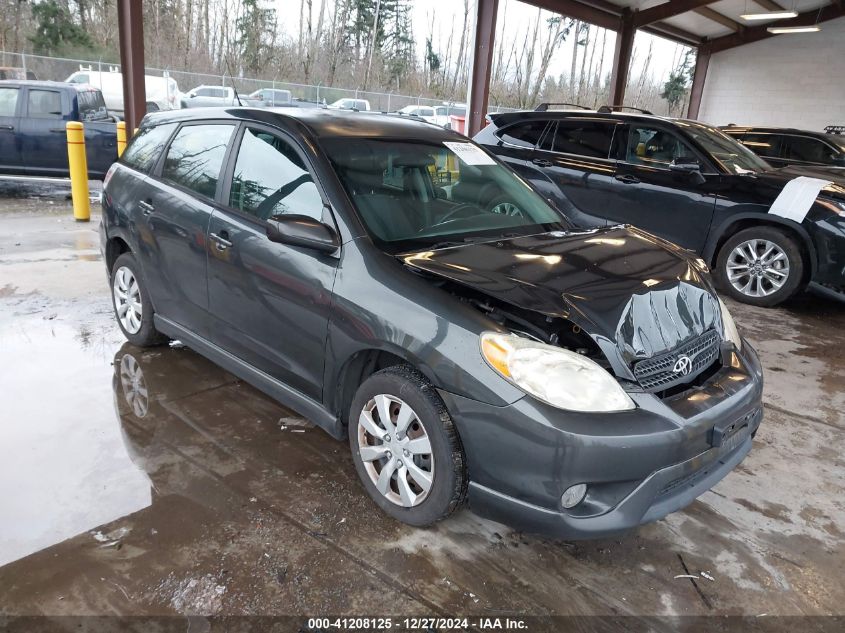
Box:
397 225 763 538
400 226 736 401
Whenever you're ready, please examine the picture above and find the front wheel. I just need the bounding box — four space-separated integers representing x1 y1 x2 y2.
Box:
715 226 804 307
349 366 467 526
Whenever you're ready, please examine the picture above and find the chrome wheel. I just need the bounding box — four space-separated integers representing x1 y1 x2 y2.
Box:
119 354 149 418
726 239 790 298
357 394 434 508
113 266 142 334
490 201 523 217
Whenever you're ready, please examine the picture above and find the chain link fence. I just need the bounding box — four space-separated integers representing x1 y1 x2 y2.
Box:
0 51 517 115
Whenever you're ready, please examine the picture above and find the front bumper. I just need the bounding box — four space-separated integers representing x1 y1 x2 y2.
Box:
440 341 763 540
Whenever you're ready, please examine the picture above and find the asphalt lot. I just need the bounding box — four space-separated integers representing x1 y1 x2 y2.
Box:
1 191 843 626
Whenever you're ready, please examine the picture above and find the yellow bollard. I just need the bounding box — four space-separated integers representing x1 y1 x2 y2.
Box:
116 121 127 157
66 121 90 222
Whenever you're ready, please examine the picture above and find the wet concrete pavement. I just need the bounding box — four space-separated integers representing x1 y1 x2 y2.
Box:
1 196 844 622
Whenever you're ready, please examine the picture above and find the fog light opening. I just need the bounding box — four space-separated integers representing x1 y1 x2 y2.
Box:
561 483 587 509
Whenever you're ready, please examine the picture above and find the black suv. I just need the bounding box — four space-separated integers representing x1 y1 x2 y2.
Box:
722 125 845 171
101 108 762 539
475 108 845 307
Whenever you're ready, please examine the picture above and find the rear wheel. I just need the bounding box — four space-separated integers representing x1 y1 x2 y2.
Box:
111 252 168 346
715 226 804 307
349 366 467 526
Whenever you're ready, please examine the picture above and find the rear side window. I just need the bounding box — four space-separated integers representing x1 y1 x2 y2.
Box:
27 90 62 118
161 124 234 199
497 120 548 148
121 122 178 173
0 87 19 116
552 121 616 158
740 133 781 159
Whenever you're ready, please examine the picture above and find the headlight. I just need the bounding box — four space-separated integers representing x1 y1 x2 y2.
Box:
480 332 635 412
719 298 742 351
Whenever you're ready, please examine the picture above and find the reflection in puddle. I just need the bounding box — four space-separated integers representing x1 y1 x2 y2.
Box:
0 319 151 567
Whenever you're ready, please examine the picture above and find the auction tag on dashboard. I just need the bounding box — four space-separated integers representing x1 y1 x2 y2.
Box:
443 142 496 166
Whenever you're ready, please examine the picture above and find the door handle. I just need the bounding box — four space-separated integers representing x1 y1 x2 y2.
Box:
614 174 640 184
49 128 65 133
138 200 154 215
210 231 233 250
0 125 13 131
532 158 552 167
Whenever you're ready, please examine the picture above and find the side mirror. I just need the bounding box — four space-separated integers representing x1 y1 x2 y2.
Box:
188 93 196 98
670 158 706 184
266 214 340 254
670 158 701 173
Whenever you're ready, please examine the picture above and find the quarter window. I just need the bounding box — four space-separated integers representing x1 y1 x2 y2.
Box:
552 121 616 158
27 90 62 118
0 87 18 116
626 126 696 167
498 120 549 148
228 128 323 221
161 124 234 198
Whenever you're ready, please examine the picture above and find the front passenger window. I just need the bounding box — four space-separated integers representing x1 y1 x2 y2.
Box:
228 128 323 221
626 126 695 167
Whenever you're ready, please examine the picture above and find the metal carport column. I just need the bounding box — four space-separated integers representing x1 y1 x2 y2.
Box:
117 0 146 135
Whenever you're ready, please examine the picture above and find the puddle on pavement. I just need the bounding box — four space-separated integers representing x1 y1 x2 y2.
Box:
1 290 844 615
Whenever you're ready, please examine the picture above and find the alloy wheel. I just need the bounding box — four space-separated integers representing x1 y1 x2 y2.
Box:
726 239 790 298
490 201 523 217
113 266 143 334
357 394 434 508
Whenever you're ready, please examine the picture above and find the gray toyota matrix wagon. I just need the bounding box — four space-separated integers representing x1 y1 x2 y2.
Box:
100 108 763 539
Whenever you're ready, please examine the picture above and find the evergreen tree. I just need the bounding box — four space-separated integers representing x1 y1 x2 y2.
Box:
29 0 92 55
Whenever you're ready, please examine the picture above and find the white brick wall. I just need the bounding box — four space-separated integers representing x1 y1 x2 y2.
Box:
698 16 845 131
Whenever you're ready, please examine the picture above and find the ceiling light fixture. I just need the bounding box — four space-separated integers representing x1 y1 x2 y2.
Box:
741 10 798 20
766 24 821 33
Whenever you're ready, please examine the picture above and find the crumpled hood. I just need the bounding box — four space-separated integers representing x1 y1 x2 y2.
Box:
400 226 721 373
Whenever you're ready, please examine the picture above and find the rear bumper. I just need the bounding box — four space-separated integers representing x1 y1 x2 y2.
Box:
440 342 764 540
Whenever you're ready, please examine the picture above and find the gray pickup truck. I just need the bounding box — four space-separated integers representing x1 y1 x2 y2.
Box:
0 80 118 179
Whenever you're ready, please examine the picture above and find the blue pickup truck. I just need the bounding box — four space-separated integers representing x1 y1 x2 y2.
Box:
0 80 117 179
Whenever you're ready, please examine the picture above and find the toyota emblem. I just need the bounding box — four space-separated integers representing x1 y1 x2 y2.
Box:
673 355 693 375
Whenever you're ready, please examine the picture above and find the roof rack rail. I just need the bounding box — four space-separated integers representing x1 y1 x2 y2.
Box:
825 125 844 135
597 105 654 115
535 102 590 112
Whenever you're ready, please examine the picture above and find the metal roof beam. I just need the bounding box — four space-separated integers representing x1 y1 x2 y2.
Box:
633 0 718 27
694 6 745 31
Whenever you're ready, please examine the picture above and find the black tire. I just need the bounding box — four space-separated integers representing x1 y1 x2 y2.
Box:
348 365 467 526
715 226 804 307
486 194 524 217
110 252 168 347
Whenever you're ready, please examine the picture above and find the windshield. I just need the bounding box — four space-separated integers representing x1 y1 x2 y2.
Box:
682 122 771 174
321 138 569 251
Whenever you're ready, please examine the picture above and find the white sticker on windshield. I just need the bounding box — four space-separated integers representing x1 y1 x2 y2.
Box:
443 142 496 166
769 176 832 223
